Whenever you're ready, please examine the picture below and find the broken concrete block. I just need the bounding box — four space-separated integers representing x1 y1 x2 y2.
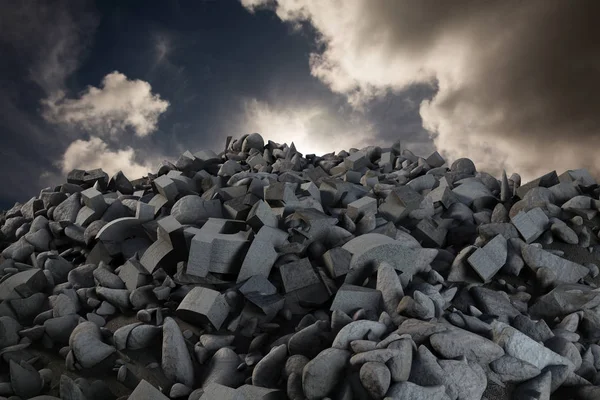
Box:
344 170 363 183
187 218 251 277
247 154 268 170
346 196 377 221
140 239 176 274
96 217 143 242
246 200 278 232
379 186 424 223
284 281 331 315
426 185 458 209
237 226 287 283
224 194 259 220
118 259 149 291
148 193 169 214
279 258 320 293
177 287 230 330
379 152 395 173
285 208 338 245
467 234 508 282
53 193 82 223
344 150 368 171
76 206 99 226
516 171 560 199
511 207 549 243
156 216 187 257
559 169 596 186
244 292 285 320
330 284 382 315
322 247 352 279
342 233 437 287
239 274 277 297
135 202 155 222
81 187 107 215
264 182 298 204
522 244 589 284
0 268 47 301
452 179 494 206
425 151 445 168
153 175 178 203
412 217 447 248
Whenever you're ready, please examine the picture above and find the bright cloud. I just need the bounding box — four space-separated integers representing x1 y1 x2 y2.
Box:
43 71 169 137
60 136 152 180
242 0 600 181
241 98 378 156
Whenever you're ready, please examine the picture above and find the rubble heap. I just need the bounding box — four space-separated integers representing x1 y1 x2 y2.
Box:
1 132 600 399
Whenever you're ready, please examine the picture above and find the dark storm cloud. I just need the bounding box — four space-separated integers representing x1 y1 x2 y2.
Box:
243 0 600 181
0 0 99 208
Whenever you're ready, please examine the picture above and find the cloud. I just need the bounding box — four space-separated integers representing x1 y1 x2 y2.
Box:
60 136 152 180
242 0 600 181
240 98 377 155
42 71 170 137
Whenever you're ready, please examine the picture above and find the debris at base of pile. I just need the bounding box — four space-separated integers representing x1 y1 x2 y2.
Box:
1 132 600 399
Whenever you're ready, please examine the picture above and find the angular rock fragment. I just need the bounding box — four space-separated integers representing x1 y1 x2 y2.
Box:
342 233 437 287
522 244 589 284
177 287 230 329
330 284 382 315
322 247 351 279
467 234 507 281
187 218 251 277
129 380 169 400
511 207 549 243
237 226 287 283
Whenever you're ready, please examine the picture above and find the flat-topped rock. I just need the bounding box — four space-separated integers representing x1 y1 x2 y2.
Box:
177 287 230 329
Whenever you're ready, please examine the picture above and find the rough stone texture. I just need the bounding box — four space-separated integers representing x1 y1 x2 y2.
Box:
342 233 437 286
162 317 194 387
491 320 574 370
302 348 351 399
129 380 169 400
522 244 589 283
511 207 549 243
2 134 600 399
430 327 504 364
177 287 230 329
467 234 507 281
330 284 382 315
187 218 250 276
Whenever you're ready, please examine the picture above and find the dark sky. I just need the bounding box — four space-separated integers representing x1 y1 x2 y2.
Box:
0 0 433 209
2 0 599 210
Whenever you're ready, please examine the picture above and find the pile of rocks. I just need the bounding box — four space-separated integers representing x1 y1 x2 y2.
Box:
1 132 600 399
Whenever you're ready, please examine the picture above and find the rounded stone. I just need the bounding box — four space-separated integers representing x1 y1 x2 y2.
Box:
302 348 350 399
359 361 391 398
451 158 476 174
162 317 194 387
284 354 310 379
69 321 116 368
242 133 265 152
170 195 222 225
